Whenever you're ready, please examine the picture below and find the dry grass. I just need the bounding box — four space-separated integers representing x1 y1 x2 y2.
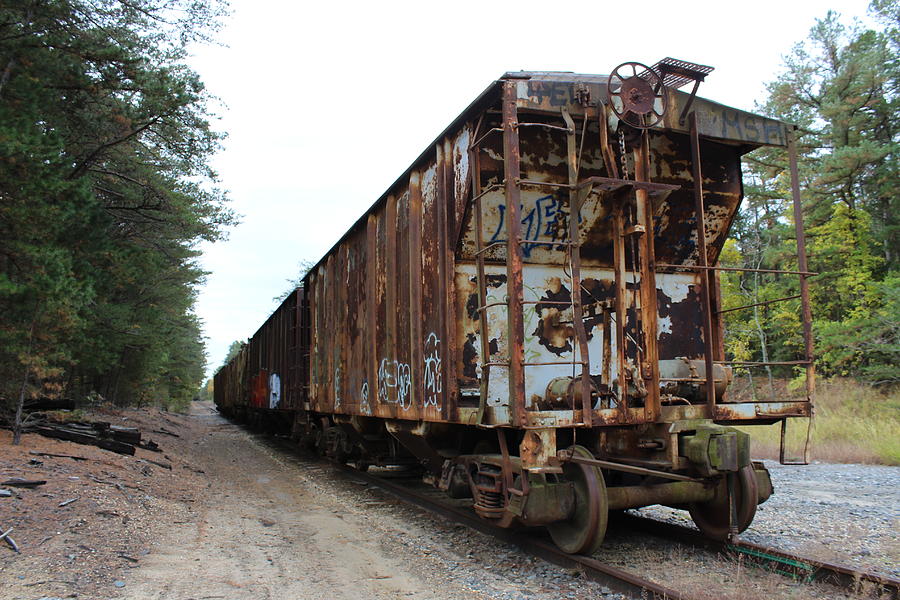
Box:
737 378 900 465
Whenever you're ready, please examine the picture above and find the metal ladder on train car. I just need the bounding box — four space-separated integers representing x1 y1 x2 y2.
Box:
467 84 594 427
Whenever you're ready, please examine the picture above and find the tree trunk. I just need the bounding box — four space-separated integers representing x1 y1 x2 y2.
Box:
751 270 776 400
12 318 37 446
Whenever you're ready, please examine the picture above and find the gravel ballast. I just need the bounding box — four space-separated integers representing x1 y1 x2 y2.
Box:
634 461 900 579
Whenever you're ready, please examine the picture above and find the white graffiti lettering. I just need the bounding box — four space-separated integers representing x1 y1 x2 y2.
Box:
423 333 442 408
360 381 371 414
378 358 412 410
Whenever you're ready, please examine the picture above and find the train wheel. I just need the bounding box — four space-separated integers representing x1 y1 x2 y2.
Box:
547 445 608 555
300 421 320 451
329 428 353 464
688 465 758 540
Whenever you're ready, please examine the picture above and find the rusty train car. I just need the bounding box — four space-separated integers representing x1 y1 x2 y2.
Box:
215 60 815 554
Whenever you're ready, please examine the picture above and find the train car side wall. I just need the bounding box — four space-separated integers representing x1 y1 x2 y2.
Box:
306 127 474 423
246 289 303 412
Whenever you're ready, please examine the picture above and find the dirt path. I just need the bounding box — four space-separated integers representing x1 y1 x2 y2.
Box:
121 403 478 600
6 402 893 600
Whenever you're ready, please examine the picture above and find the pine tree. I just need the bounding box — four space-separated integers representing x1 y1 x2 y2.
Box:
731 1 900 385
0 0 236 439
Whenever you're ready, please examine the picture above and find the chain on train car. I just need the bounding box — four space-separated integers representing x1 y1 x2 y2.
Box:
214 58 815 554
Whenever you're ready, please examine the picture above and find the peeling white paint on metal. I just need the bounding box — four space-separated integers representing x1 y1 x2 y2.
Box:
456 263 700 408
658 315 673 336
453 126 471 204
421 163 438 211
659 276 692 303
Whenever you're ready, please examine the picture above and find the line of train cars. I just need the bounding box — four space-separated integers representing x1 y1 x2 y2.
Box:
215 60 815 554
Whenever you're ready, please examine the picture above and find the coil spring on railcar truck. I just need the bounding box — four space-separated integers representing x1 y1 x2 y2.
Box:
214 57 815 554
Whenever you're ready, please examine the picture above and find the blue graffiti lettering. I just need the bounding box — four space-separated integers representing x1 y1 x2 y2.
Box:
489 195 579 257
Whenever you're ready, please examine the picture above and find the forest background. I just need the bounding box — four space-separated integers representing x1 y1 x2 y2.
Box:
1 1 897 456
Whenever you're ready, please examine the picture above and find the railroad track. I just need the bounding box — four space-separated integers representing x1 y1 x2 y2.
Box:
259 434 898 600
618 513 899 599
335 463 899 600
335 463 687 600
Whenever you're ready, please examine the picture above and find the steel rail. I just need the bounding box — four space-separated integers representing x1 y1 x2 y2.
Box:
337 464 689 600
617 513 899 600
262 436 897 600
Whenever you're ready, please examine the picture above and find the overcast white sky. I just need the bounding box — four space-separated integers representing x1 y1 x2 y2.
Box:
188 0 875 378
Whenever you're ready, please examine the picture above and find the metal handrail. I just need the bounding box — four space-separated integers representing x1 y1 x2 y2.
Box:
656 263 818 276
716 294 802 315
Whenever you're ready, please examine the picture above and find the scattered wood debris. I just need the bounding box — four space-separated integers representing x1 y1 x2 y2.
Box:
0 526 20 553
28 450 89 461
22 398 76 411
2 478 47 488
139 439 162 452
140 458 173 470
4 419 165 457
152 427 180 438
34 423 136 456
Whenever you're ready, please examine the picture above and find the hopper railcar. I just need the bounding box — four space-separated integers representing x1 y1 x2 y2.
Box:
215 61 815 554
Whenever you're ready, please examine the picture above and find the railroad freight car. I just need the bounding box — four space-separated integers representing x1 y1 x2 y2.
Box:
215 60 815 554
214 288 305 427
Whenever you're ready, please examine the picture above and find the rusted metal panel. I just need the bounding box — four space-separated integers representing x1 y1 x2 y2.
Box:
508 74 787 147
450 126 473 244
365 214 377 415
314 266 327 411
454 263 702 413
665 89 788 146
442 138 460 422
213 341 247 415
407 171 425 417
222 289 302 413
384 194 401 419
373 203 393 418
457 128 742 271
211 72 809 436
421 162 445 420
396 190 413 417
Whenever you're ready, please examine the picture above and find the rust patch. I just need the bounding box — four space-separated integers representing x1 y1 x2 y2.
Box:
656 286 704 360
531 277 574 356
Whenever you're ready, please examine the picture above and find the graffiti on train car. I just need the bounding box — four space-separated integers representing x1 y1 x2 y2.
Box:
525 80 575 107
378 358 412 410
488 194 574 258
423 332 442 408
516 78 787 146
360 380 371 414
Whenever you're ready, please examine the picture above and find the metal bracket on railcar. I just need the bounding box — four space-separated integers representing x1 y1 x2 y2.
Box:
672 419 750 478
648 57 715 126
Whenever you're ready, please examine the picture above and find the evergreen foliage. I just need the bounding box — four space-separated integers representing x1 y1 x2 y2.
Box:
0 0 234 426
729 1 899 388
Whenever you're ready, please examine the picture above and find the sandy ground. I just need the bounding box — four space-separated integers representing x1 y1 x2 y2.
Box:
2 402 897 600
121 403 479 600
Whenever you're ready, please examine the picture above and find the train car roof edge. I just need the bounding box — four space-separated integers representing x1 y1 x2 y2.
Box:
297 70 792 287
